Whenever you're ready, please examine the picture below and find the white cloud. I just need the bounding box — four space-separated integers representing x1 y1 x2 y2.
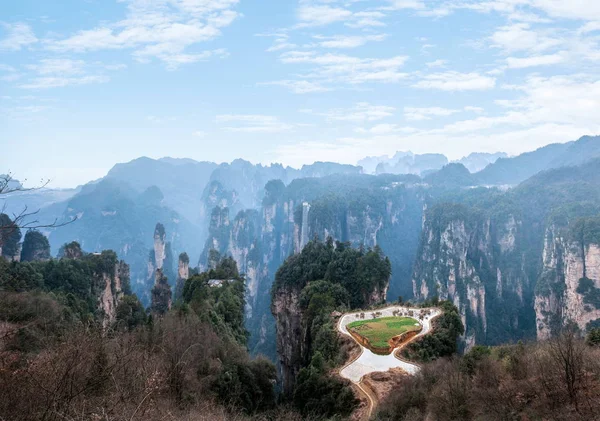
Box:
259 79 331 94
192 130 206 137
464 106 484 114
26 59 86 76
579 21 600 34
403 106 460 121
346 11 387 28
413 71 496 91
355 124 417 134
297 5 352 27
262 33 297 52
426 59 447 68
278 51 409 85
0 22 37 51
135 48 229 70
437 74 600 134
18 58 124 89
490 23 563 53
382 0 425 11
44 0 240 68
506 53 564 68
314 34 387 49
216 114 293 133
309 102 396 122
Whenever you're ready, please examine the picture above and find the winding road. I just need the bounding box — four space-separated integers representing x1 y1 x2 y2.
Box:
337 305 441 419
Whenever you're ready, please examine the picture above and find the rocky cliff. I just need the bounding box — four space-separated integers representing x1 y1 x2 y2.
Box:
174 252 190 301
146 222 176 292
198 176 424 358
98 258 128 328
412 204 533 347
535 217 600 338
271 285 304 396
270 238 390 397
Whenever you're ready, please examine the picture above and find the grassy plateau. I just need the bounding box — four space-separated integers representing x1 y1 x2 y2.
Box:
348 316 421 348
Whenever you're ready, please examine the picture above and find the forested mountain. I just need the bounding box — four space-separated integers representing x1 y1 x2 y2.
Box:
271 238 391 416
475 135 600 185
3 135 600 361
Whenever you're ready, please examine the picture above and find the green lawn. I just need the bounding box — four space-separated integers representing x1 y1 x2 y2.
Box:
347 316 421 348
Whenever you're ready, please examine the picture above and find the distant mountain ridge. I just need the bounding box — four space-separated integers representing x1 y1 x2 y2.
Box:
475 135 600 185
358 151 507 176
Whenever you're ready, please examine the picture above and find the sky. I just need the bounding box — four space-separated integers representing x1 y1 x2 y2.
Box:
1 0 600 188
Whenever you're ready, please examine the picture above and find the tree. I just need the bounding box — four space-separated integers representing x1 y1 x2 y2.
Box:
548 328 586 409
20 230 51 262
0 213 21 258
586 328 600 346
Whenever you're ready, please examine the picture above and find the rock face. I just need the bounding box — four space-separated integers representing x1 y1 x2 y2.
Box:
151 268 172 315
153 223 167 270
59 249 128 328
271 265 389 396
60 241 84 259
197 177 425 358
536 219 600 338
98 259 128 328
174 252 190 301
147 222 176 289
412 205 532 346
412 205 600 347
271 285 304 396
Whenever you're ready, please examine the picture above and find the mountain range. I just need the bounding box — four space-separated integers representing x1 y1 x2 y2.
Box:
3 135 600 358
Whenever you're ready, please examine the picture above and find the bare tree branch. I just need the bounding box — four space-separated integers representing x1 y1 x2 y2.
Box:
0 172 78 248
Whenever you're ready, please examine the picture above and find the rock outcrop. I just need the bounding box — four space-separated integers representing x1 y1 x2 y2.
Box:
174 252 190 301
98 259 128 328
20 230 51 262
151 268 172 315
535 218 600 338
271 285 304 396
412 205 531 346
153 223 166 270
198 177 425 358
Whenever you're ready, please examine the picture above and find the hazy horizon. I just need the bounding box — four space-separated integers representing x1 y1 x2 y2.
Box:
3 0 600 187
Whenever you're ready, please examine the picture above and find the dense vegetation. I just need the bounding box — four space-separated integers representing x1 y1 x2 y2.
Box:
402 300 464 362
274 237 391 308
414 156 600 345
0 213 22 258
0 247 290 421
273 238 391 417
20 229 51 261
182 254 248 346
377 329 600 421
0 244 133 326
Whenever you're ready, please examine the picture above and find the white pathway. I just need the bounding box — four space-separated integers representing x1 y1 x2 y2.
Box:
338 306 441 383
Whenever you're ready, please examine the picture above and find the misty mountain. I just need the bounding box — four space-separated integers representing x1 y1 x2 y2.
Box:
105 157 218 225
456 152 508 173
475 135 600 185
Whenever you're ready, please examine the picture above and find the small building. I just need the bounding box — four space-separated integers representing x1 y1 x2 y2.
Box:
208 279 235 288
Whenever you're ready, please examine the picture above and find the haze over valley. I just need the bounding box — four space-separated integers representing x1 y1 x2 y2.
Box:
3 1 600 420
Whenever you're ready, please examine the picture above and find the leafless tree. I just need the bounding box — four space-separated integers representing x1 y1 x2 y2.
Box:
548 327 586 411
0 172 77 246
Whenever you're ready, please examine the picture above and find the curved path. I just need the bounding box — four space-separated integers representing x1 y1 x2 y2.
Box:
337 305 441 419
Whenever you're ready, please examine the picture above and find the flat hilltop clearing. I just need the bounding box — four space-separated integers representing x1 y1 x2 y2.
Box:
347 316 421 349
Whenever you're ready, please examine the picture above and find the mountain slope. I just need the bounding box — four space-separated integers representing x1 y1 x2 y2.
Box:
475 135 600 185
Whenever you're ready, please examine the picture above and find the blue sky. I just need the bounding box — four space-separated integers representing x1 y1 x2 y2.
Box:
1 0 600 188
